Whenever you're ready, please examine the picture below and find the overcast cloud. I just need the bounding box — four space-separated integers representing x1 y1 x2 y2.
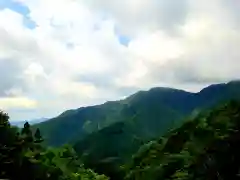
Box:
0 0 240 120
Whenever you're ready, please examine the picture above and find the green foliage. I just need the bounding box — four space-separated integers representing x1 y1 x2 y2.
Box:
70 82 240 179
0 111 108 180
125 100 240 180
34 81 240 148
3 81 240 180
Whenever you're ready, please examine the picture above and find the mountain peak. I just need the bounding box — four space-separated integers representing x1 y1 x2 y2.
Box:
228 79 240 85
34 80 240 146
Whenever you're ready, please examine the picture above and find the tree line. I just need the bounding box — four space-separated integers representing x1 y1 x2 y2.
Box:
0 111 108 180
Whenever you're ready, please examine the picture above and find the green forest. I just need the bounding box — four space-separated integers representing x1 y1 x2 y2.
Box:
1 82 240 180
0 112 108 180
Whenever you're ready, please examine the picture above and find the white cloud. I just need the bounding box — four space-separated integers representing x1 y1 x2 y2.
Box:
83 0 188 35
0 0 240 120
0 97 37 109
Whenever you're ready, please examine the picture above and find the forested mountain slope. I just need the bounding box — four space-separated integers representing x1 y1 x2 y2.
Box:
36 81 240 146
2 81 240 180
125 100 240 180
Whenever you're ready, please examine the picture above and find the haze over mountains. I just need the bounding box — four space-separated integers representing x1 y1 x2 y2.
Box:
11 118 48 127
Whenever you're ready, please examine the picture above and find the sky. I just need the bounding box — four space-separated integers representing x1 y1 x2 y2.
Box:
0 0 240 121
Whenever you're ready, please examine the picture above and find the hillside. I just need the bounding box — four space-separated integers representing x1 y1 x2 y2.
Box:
35 81 240 147
125 100 240 180
72 81 240 179
2 81 240 180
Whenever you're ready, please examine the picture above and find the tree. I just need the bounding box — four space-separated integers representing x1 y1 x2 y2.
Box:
34 128 43 143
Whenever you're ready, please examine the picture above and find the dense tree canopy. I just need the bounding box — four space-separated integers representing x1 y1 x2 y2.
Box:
0 111 108 180
125 100 240 180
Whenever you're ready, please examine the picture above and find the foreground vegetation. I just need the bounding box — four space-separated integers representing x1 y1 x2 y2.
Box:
125 100 240 180
0 112 108 180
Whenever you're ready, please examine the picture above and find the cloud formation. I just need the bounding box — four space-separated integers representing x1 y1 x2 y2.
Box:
0 0 240 120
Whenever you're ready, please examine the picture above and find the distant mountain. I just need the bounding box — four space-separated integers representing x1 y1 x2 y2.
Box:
34 81 240 147
11 118 48 127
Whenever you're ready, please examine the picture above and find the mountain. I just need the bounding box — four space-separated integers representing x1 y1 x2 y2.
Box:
72 81 240 179
35 81 240 147
11 118 48 127
2 88 240 180
74 100 240 180
125 100 240 180
35 88 191 146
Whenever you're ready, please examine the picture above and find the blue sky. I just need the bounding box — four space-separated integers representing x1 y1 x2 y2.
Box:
0 0 36 29
117 34 130 46
0 0 130 46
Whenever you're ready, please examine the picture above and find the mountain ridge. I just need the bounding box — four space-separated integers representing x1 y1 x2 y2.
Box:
35 81 240 146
